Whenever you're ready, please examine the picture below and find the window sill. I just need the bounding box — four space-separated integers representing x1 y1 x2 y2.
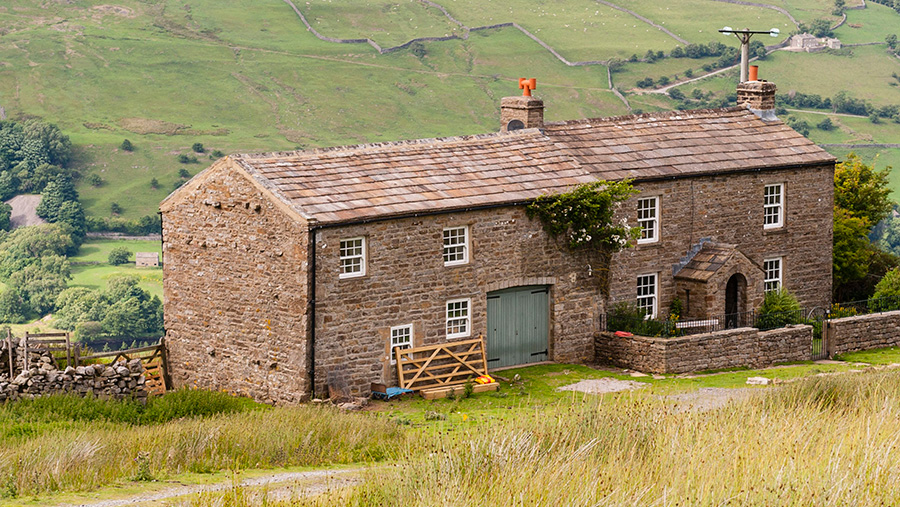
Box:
339 273 366 280
763 227 787 236
443 261 469 268
447 333 470 340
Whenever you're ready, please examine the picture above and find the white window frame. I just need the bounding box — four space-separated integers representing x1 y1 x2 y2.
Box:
637 196 659 244
764 184 784 229
389 324 413 365
763 257 782 292
443 226 469 266
446 298 471 339
637 273 658 319
339 237 366 279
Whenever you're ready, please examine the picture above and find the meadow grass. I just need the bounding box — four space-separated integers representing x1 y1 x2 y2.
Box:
293 370 900 506
834 1 900 44
69 264 163 300
70 239 162 263
0 391 404 498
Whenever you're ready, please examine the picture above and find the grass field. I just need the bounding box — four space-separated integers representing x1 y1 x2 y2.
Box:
0 0 896 224
67 239 163 299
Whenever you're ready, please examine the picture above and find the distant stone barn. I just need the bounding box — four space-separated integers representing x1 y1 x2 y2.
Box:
160 79 835 403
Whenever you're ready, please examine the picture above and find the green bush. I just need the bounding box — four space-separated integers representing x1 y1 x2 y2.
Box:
870 267 900 312
756 288 802 330
120 139 134 152
108 246 130 265
191 142 205 153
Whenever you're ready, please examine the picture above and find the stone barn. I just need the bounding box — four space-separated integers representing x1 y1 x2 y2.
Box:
160 78 835 403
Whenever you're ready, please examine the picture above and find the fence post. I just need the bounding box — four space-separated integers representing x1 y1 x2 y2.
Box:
22 331 29 373
65 332 72 369
6 329 12 378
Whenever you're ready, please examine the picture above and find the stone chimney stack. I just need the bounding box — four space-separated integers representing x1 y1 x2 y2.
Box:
736 65 777 121
501 78 544 132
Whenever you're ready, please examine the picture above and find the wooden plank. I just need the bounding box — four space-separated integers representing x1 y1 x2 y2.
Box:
6 329 13 378
420 382 499 400
24 332 68 338
79 344 162 360
397 337 484 355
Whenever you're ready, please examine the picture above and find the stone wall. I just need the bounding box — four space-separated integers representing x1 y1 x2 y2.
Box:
596 325 812 374
315 206 604 396
161 161 311 404
0 349 147 402
609 165 834 318
828 311 900 355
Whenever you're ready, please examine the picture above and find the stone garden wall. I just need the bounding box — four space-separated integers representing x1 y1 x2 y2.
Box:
596 325 811 374
828 310 900 355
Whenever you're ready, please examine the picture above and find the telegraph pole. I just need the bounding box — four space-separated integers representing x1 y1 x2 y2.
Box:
719 27 781 82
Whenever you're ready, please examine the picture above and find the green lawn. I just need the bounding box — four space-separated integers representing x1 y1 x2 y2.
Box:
834 2 900 44
67 239 164 300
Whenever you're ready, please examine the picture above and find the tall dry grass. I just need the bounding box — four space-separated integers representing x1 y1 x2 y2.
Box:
0 404 403 497
293 370 900 506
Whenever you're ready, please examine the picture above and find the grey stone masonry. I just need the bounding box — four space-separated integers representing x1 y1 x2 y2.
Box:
500 96 544 132
828 310 900 355
161 161 311 404
609 166 834 318
314 206 603 397
595 325 811 374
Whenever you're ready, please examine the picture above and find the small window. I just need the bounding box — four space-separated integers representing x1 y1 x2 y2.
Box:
764 184 783 229
637 274 658 319
389 324 413 364
637 196 659 244
339 237 365 279
443 226 469 266
446 298 471 339
764 258 782 292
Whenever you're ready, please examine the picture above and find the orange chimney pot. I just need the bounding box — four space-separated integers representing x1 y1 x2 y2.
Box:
519 78 537 96
748 65 759 82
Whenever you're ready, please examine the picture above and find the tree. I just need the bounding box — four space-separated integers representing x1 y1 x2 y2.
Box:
87 174 103 187
8 255 70 315
110 202 122 215
36 175 78 223
644 49 657 62
0 202 10 232
669 88 685 100
192 142 205 153
178 168 191 179
887 34 898 50
833 206 873 289
871 267 900 310
817 117 835 131
150 178 159 189
108 246 131 265
0 223 74 281
0 288 27 324
120 139 134 152
834 153 892 226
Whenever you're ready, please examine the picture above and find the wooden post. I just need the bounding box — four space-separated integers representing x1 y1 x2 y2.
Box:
6 329 12 378
479 333 488 373
22 331 29 373
65 332 72 368
74 342 81 367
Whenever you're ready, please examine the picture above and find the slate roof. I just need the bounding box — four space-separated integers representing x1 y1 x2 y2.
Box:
222 106 834 225
232 130 596 225
543 107 834 181
674 243 737 282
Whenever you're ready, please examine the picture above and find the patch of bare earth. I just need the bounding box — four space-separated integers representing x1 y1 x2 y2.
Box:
557 378 646 394
6 194 46 228
91 5 136 18
52 468 364 507
119 118 190 135
663 387 761 412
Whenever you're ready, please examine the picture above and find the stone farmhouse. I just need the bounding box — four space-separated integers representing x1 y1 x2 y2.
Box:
788 33 842 52
160 79 835 403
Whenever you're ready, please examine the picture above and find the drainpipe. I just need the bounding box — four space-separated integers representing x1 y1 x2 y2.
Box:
307 227 317 399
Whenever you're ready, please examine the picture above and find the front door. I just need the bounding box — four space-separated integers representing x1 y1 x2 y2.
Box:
486 285 549 369
725 273 745 328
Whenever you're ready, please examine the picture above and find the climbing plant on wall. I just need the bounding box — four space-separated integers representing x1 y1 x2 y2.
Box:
526 180 640 251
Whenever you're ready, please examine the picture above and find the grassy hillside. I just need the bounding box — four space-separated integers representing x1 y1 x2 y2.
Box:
0 0 897 220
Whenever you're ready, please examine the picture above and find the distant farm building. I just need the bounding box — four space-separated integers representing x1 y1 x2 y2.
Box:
789 33 841 52
135 252 159 267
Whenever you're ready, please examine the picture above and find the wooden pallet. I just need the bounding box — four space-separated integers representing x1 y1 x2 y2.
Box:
396 337 488 392
419 382 500 400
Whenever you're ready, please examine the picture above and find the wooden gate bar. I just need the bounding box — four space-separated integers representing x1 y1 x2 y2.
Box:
396 337 489 391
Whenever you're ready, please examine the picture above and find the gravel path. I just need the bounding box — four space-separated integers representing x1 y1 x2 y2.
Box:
6 194 45 229
557 377 647 394
52 468 364 507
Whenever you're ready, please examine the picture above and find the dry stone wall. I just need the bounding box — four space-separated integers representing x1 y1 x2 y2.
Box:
596 325 811 373
162 162 311 404
0 348 147 402
828 311 900 355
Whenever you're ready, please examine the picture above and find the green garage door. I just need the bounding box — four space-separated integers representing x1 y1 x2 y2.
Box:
486 285 549 369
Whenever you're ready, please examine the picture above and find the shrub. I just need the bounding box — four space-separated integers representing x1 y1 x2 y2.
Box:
108 246 131 266
120 139 134 152
177 154 198 164
110 202 122 215
669 88 685 100
636 77 655 88
178 168 191 179
756 288 801 330
684 69 693 78
657 76 670 86
149 178 159 189
870 267 900 311
211 150 225 158
817 117 835 131
87 174 103 187
191 142 205 153
73 320 103 341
